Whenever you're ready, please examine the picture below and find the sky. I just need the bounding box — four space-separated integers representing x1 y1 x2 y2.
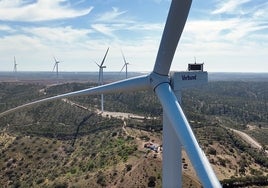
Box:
0 0 267 73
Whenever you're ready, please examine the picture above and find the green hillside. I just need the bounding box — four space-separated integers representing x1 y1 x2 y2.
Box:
0 80 267 187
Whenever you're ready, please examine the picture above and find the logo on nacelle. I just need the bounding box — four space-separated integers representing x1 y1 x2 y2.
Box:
181 75 197 80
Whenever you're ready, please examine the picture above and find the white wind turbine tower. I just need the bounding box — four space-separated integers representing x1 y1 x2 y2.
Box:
0 1 221 187
95 47 109 112
120 50 129 79
53 56 60 79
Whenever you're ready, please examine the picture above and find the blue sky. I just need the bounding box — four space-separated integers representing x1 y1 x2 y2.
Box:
0 0 267 72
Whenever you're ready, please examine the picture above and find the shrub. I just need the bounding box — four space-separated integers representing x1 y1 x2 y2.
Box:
148 176 156 187
207 147 217 155
36 178 44 184
125 164 132 172
96 172 106 186
53 181 68 188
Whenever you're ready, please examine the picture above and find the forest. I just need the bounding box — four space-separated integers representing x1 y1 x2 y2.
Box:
0 79 267 187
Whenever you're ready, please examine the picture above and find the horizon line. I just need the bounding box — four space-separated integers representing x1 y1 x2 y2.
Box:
1 71 268 74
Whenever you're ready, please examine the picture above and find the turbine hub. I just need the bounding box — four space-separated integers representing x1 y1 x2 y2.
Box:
149 72 170 91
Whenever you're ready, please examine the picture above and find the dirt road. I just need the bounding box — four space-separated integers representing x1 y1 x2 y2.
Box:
229 128 268 155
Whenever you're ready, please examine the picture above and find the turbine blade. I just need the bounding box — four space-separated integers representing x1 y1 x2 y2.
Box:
95 62 101 68
121 49 127 65
52 63 57 71
100 47 109 67
0 75 150 118
153 0 192 75
13 56 17 72
155 83 221 188
120 64 126 73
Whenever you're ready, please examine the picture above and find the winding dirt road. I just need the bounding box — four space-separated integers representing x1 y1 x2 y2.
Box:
230 128 262 150
229 128 268 155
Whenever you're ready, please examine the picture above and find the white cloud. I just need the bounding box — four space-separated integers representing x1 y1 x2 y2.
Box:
0 0 93 21
212 0 250 15
184 14 268 44
95 7 128 23
91 24 117 38
252 2 268 20
23 26 92 44
128 23 163 32
0 25 16 32
175 17 268 67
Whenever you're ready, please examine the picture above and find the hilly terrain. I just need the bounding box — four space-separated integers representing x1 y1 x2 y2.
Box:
0 77 268 187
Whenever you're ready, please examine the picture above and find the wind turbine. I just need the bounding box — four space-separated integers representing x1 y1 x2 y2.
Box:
95 47 109 112
0 1 221 187
13 56 18 73
53 56 60 79
13 56 18 80
120 49 129 79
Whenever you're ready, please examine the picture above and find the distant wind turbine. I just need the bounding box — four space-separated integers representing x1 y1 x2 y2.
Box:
52 56 60 79
13 56 18 80
13 56 18 73
0 1 221 187
120 50 129 79
95 47 109 112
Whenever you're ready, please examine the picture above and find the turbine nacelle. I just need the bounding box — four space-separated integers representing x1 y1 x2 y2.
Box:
170 70 208 91
96 63 106 69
